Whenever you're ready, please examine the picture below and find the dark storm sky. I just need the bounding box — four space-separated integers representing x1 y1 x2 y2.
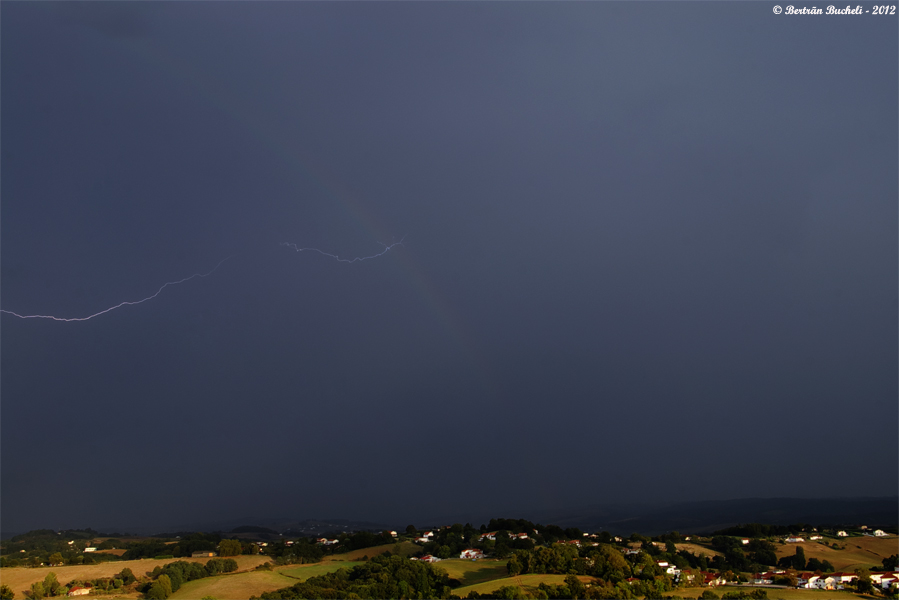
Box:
2 2 896 533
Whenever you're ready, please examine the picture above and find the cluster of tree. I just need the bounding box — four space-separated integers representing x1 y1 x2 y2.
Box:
705 537 786 572
264 539 324 565
140 558 238 599
330 530 396 553
251 554 453 599
122 532 225 560
0 529 127 568
883 554 898 571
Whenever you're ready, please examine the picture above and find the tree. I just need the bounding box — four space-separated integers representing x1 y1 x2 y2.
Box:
507 556 522 576
157 574 173 598
218 539 242 557
0 584 14 600
117 568 136 585
564 575 586 600
42 573 59 597
29 582 45 600
48 553 63 566
854 568 874 595
884 554 899 571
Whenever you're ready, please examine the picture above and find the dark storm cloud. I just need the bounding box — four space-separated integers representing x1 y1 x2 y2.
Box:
1 2 896 532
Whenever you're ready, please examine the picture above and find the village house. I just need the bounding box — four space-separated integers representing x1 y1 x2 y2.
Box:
460 549 484 560
784 536 805 543
315 538 339 546
741 539 750 545
412 555 441 563
83 547 97 553
389 531 398 537
752 572 774 585
479 532 498 541
808 535 822 540
837 530 848 537
874 529 888 537
67 587 90 597
192 550 217 557
701 572 726 587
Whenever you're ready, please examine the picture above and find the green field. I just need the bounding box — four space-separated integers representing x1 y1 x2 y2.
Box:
453 573 594 597
278 561 364 580
169 571 296 600
664 585 870 600
434 558 509 587
325 541 420 561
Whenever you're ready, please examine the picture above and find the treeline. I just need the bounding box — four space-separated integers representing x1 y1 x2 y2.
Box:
251 554 453 599
122 533 224 560
713 523 824 538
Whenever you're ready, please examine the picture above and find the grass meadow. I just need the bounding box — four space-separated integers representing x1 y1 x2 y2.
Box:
0 555 269 598
775 536 898 571
434 558 510 587
452 573 594 597
169 570 296 600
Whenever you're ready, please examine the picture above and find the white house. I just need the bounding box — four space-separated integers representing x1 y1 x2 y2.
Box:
460 549 484 560
83 547 97 553
415 536 431 544
808 535 822 540
784 536 805 543
479 532 498 541
418 555 441 563
741 539 750 545
837 530 848 537
874 529 888 537
389 531 398 537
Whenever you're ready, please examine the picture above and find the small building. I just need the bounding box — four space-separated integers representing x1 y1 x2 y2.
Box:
741 539 750 545
460 549 484 560
784 536 805 543
68 587 90 597
415 536 431 543
874 529 888 537
83 548 97 553
419 555 441 563
837 530 848 537
809 535 822 540
389 531 398 537
192 551 217 557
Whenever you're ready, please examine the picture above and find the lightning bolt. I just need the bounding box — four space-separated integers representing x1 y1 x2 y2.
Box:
0 255 235 322
1 237 406 323
280 237 405 263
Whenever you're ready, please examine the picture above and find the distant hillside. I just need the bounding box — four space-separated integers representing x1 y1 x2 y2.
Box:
516 497 899 535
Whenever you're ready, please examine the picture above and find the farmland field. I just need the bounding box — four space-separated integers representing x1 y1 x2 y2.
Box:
673 543 724 558
324 540 419 561
278 561 364 580
433 558 509 587
452 573 594 597
775 536 898 571
0 555 269 599
170 570 296 600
